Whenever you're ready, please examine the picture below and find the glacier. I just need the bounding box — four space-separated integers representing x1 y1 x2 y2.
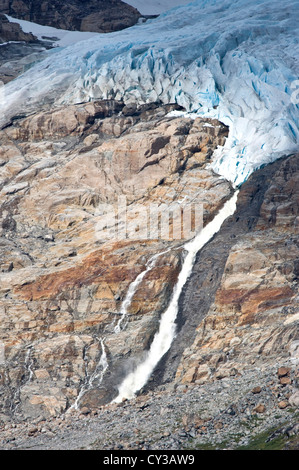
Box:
1 0 299 186
6 15 102 47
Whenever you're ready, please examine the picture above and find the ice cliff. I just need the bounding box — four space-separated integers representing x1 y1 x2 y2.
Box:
1 0 298 185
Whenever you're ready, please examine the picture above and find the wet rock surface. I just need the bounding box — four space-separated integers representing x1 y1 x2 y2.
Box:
149 153 299 390
0 100 233 421
0 90 298 449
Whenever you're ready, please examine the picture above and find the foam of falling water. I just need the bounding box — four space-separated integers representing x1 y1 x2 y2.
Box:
24 347 34 383
95 338 109 384
70 337 108 411
113 191 239 402
114 248 172 333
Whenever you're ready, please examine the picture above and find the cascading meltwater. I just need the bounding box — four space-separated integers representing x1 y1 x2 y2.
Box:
113 190 239 402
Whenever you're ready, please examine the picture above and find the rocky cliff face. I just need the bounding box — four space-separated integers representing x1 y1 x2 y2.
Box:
0 0 141 32
0 12 35 42
0 96 298 447
0 14 55 85
0 1 298 451
0 99 233 420
150 153 299 389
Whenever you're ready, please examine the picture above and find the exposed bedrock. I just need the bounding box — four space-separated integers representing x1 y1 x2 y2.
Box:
0 100 233 419
0 0 141 33
0 13 36 43
147 153 299 390
1 96 298 419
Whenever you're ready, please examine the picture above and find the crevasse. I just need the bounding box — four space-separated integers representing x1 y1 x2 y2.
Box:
0 0 298 186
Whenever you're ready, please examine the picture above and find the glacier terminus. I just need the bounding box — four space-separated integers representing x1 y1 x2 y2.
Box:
0 0 298 186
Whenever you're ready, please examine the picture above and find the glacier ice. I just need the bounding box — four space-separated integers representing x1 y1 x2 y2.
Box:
1 0 298 186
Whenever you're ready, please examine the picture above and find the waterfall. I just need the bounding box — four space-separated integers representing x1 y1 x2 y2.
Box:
70 337 108 411
24 347 34 383
114 247 172 333
113 191 239 402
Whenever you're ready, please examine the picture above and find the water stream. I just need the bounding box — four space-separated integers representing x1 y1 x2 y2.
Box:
70 337 108 410
113 191 239 402
72 248 172 407
114 247 172 333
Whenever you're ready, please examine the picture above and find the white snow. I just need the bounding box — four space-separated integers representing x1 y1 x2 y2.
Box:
1 0 298 186
6 15 101 47
123 0 193 15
